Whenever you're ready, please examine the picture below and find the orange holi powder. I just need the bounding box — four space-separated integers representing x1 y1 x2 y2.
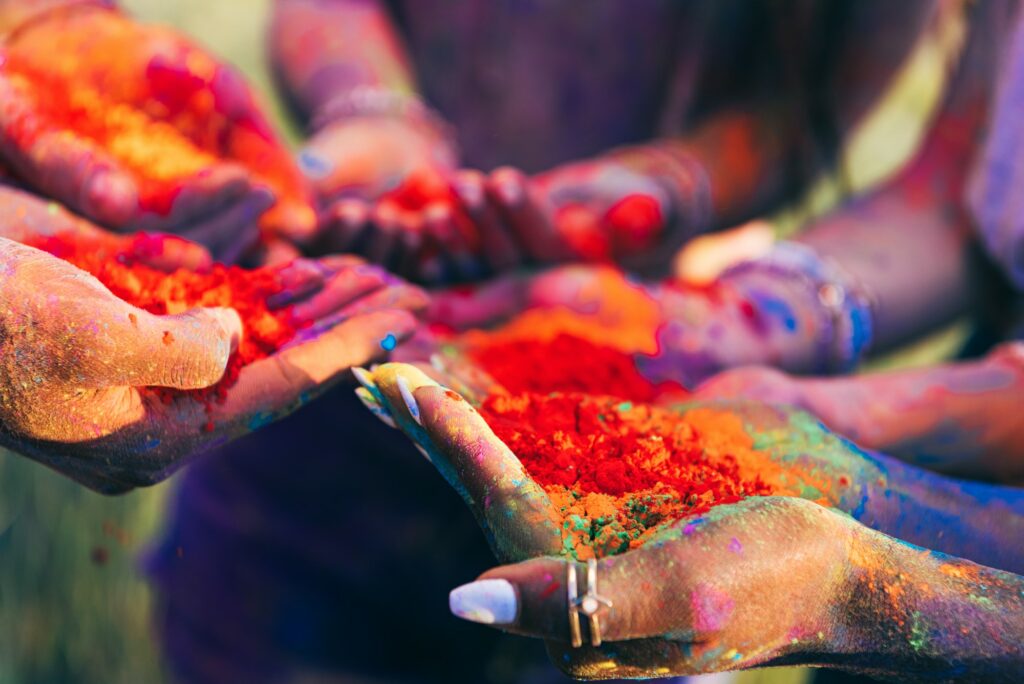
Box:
3 15 314 232
462 303 826 558
479 392 785 559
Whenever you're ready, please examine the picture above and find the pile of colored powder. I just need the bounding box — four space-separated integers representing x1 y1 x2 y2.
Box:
459 304 810 559
2 46 314 232
479 392 778 559
470 333 684 401
2 58 218 216
27 233 301 430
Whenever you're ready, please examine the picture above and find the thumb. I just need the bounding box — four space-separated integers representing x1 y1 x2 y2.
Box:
449 551 677 643
91 305 242 389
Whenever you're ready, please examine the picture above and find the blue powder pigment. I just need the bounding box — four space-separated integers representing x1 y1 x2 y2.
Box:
380 333 398 351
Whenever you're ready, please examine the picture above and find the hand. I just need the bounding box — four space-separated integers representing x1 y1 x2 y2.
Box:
0 235 425 493
351 363 892 559
0 5 317 253
451 496 852 679
302 116 465 275
426 261 834 389
442 162 675 278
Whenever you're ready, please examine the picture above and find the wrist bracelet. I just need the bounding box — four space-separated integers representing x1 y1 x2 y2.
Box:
720 241 875 373
311 84 457 151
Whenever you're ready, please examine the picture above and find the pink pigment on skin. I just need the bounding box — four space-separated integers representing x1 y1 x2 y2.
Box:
690 584 735 633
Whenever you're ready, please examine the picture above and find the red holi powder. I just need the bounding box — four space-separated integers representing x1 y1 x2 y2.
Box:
605 193 663 252
553 194 665 263
469 333 684 402
26 233 302 427
2 34 314 233
381 170 481 253
464 320 786 559
478 392 775 558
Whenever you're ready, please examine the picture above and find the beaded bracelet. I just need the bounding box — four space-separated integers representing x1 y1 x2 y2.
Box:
719 240 875 373
311 84 457 152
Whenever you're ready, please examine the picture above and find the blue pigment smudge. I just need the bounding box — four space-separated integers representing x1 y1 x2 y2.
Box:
380 333 397 351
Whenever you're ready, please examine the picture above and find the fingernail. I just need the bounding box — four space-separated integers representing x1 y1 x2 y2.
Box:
414 443 433 463
355 387 396 429
397 376 421 426
450 579 518 625
352 367 376 392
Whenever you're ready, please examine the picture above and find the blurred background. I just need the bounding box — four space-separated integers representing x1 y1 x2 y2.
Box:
0 1 967 682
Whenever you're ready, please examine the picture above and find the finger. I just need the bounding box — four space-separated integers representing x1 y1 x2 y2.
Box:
453 552 667 643
364 201 402 266
0 71 141 228
487 167 567 262
367 365 563 560
300 283 429 338
265 259 329 310
287 263 394 323
176 186 274 264
320 199 370 253
422 201 481 281
87 305 243 390
389 207 425 274
260 238 303 267
453 169 521 272
211 309 418 428
143 163 252 233
122 233 213 273
426 274 530 330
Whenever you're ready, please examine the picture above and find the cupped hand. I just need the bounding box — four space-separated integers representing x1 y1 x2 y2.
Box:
0 232 426 493
0 4 317 251
351 363 891 558
302 116 468 277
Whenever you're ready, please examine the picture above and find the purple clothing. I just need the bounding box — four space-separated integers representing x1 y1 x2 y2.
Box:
968 7 1024 291
148 390 570 684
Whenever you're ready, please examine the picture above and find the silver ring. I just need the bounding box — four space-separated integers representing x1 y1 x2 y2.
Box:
567 559 613 647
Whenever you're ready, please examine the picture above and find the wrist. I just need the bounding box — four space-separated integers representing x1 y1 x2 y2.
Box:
311 85 457 157
719 241 876 374
829 523 1024 679
0 0 114 39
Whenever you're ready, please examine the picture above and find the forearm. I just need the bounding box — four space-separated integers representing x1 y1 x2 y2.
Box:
796 154 978 352
822 522 1024 681
850 446 1024 575
270 0 417 121
799 344 1024 482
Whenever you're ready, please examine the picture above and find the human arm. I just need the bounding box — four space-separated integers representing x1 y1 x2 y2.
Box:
451 496 1024 682
698 342 1024 484
0 0 317 252
0 186 426 493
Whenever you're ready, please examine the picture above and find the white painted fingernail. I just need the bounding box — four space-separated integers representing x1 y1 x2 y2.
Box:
355 387 396 429
414 443 433 463
397 376 422 426
449 579 518 625
352 367 375 391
